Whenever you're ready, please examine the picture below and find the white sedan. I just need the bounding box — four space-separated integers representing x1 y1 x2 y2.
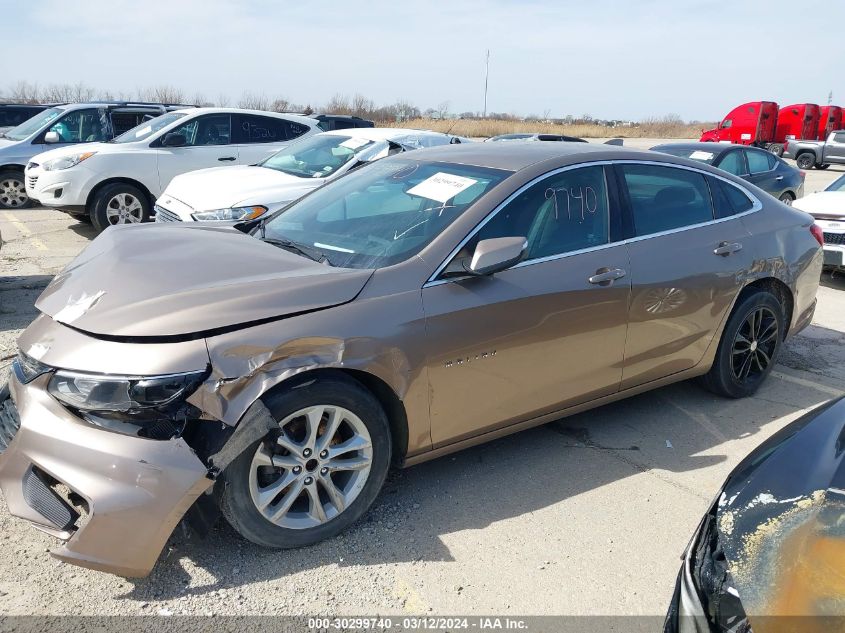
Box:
24 108 319 232
793 173 845 271
153 128 467 223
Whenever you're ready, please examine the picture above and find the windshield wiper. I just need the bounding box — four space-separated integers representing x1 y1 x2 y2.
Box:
260 237 330 265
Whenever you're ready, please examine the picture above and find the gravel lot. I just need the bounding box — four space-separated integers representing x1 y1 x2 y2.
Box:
1 141 844 619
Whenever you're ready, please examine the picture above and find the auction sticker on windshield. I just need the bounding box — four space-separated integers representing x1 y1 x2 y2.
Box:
340 137 370 149
690 150 714 160
407 172 478 203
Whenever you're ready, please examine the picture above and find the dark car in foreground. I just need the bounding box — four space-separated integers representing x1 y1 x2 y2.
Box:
652 142 805 205
665 396 845 633
0 142 822 577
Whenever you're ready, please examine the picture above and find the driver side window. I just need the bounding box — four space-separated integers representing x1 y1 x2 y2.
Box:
168 114 231 146
441 165 610 276
48 108 107 143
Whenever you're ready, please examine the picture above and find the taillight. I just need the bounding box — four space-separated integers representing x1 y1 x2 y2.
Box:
810 224 824 246
784 140 789 151
799 171 806 180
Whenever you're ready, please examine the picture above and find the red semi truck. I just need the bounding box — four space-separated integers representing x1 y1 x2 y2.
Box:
818 105 843 140
767 103 821 156
699 101 778 146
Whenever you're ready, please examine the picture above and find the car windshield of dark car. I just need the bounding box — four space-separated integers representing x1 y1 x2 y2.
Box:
653 147 718 165
826 174 845 192
3 107 63 141
259 134 375 178
260 159 509 268
110 112 187 143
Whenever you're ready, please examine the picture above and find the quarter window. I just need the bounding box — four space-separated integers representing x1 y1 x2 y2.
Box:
745 150 771 174
620 164 713 236
168 114 231 146
235 114 310 143
451 165 609 269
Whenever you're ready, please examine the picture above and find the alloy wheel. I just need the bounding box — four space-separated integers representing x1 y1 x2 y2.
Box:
731 307 778 383
249 405 373 529
0 176 27 208
105 192 144 224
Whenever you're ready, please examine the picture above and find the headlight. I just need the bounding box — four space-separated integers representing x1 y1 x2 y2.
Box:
48 370 206 412
191 205 268 221
42 151 96 171
12 352 52 384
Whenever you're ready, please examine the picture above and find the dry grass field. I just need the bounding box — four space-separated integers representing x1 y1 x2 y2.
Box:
392 117 711 139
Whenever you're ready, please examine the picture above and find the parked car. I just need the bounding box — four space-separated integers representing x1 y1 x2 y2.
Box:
664 396 845 633
486 133 587 142
767 103 821 157
0 143 822 578
783 130 845 170
651 142 805 204
155 128 466 222
0 102 191 209
700 101 778 146
793 173 845 273
314 114 375 131
25 108 319 231
0 103 53 134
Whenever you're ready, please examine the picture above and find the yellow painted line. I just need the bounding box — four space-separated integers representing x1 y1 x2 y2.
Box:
2 211 48 251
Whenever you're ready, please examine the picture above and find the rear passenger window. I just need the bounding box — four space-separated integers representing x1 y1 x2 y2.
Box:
620 164 713 236
708 177 754 218
236 115 310 143
746 150 771 174
717 151 745 176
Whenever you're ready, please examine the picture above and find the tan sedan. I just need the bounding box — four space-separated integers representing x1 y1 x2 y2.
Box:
0 142 823 576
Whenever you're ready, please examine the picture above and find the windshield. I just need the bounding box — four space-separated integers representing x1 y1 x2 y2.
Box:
653 146 717 165
111 112 186 143
4 107 63 141
260 134 376 178
260 159 509 268
826 174 845 192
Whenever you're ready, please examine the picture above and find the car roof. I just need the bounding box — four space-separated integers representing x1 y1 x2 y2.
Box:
396 140 648 171
650 141 752 155
170 107 318 126
318 127 452 142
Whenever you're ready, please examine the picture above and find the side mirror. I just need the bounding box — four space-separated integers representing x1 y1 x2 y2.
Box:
465 237 527 276
162 132 187 147
44 131 60 144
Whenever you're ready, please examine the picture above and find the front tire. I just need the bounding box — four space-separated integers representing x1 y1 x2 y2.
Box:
701 290 784 398
90 183 151 232
219 375 392 549
0 170 31 209
795 153 816 170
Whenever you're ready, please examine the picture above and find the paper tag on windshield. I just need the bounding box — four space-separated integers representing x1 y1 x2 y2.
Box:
690 151 714 160
340 137 369 149
407 172 478 203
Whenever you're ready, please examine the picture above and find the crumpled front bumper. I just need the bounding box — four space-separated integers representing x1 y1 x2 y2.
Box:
0 371 213 577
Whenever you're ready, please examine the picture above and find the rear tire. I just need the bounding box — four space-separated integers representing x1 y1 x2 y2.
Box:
768 143 784 157
0 170 31 209
219 375 392 549
700 290 784 398
778 192 795 205
90 183 151 233
795 153 816 170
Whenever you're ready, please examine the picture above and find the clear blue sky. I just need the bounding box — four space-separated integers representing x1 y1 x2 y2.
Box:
3 0 842 121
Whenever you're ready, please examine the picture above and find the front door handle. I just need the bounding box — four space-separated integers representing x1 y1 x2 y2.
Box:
713 241 743 256
218 156 236 162
588 267 627 286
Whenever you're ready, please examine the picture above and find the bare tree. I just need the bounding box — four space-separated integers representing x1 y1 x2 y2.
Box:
216 93 231 107
238 92 270 111
325 94 351 114
436 101 450 119
270 97 291 112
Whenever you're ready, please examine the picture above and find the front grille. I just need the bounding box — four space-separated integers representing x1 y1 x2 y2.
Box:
154 204 182 222
824 232 845 246
0 393 21 454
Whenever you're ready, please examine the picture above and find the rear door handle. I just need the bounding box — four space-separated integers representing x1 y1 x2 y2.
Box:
588 267 627 285
218 156 236 162
713 241 743 256
775 175 784 181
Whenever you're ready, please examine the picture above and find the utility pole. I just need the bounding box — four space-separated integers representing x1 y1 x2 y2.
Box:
828 90 833 105
483 49 490 118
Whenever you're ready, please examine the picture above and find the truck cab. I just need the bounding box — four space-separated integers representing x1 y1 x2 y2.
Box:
818 106 843 140
768 103 821 156
699 101 778 146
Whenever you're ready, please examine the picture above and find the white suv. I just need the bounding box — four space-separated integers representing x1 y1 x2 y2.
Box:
25 108 318 231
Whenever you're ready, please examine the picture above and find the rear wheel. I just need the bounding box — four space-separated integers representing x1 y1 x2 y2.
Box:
90 183 151 232
795 153 816 170
778 192 795 205
701 290 784 398
0 170 31 209
219 375 392 548
768 143 784 157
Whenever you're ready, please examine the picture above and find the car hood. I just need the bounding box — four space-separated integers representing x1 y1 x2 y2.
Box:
711 397 845 618
163 165 324 212
0 138 20 151
35 223 373 338
793 191 845 218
